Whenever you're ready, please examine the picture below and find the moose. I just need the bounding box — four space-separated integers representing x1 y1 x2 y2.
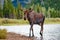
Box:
23 8 45 37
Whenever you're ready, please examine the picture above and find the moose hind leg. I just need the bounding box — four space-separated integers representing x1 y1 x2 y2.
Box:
40 23 43 36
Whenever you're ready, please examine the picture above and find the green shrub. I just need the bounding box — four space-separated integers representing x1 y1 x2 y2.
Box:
0 29 7 39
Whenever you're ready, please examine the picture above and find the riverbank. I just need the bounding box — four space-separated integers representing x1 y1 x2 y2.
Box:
0 18 60 25
0 32 36 40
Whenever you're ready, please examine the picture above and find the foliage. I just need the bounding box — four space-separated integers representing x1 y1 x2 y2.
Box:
0 18 60 25
45 18 60 24
0 0 60 18
17 0 23 19
0 0 3 18
0 29 7 39
25 0 60 18
44 0 60 10
3 0 9 18
0 18 29 25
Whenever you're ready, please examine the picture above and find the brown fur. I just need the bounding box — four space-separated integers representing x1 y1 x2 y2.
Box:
24 9 45 37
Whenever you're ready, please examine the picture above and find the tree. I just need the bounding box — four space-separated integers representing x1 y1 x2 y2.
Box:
17 0 23 19
3 0 9 18
7 0 15 18
0 0 3 18
43 0 60 10
3 0 16 18
0 0 1 17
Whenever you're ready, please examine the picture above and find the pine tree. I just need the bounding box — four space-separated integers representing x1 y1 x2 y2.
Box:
0 0 3 18
7 0 14 18
17 0 23 19
3 0 9 18
3 0 15 18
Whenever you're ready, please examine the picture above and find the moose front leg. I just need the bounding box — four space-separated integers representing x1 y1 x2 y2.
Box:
31 25 34 37
29 26 31 37
29 23 34 37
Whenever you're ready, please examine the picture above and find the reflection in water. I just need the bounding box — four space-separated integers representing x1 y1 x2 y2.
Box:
36 36 43 40
40 36 43 40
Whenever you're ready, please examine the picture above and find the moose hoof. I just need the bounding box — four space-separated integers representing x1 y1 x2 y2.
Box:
32 35 34 37
29 35 31 37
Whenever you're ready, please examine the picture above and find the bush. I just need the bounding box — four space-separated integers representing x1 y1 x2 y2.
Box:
0 18 29 25
0 29 7 39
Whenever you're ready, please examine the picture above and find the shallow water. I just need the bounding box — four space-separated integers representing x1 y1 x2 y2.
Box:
0 24 60 40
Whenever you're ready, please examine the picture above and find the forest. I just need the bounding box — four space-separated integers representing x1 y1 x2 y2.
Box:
0 0 60 19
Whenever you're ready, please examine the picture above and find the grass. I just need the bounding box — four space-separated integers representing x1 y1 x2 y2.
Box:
0 29 7 39
45 18 60 24
0 18 29 25
0 18 60 25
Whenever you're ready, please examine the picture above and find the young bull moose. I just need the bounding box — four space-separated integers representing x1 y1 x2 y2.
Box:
24 8 45 37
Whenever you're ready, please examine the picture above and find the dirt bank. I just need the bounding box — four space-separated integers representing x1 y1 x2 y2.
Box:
0 32 37 40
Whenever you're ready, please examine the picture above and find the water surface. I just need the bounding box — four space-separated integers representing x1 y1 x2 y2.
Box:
0 24 60 40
